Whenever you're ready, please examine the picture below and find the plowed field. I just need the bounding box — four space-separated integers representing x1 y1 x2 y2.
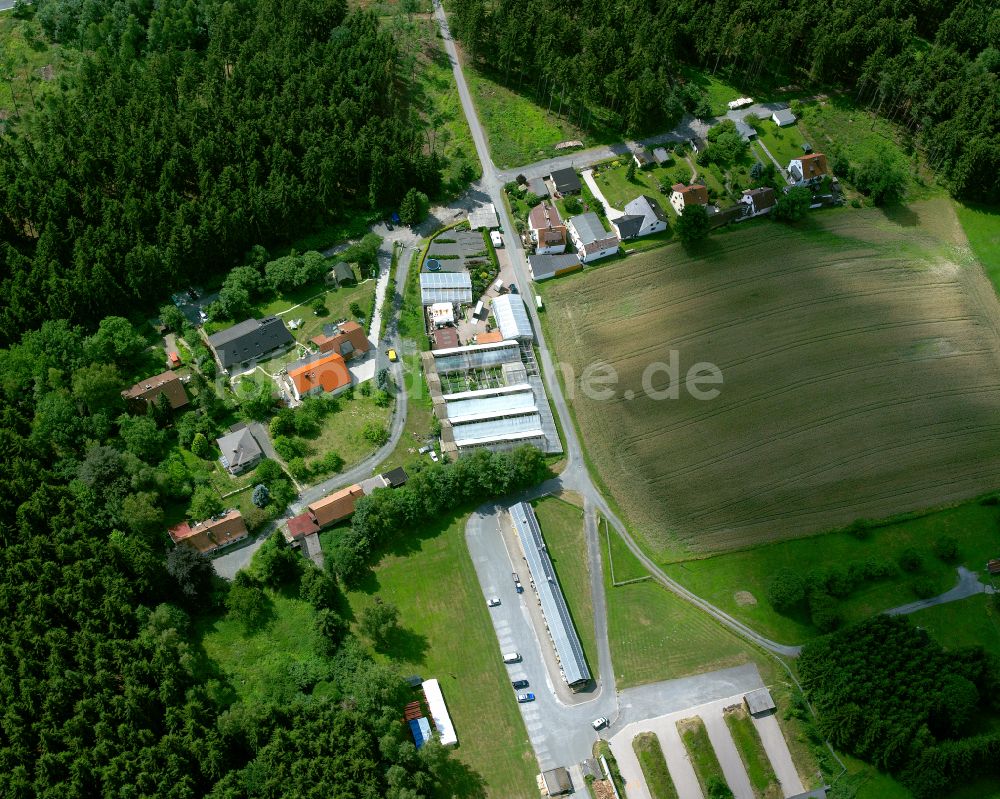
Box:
542 201 1000 556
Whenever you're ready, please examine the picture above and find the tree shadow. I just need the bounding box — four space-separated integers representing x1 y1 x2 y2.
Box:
880 203 919 228
429 750 489 799
376 625 429 665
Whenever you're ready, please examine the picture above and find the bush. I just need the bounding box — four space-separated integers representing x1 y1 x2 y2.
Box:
563 195 583 215
226 575 269 631
189 486 223 521
313 608 349 656
273 435 307 460
314 451 344 474
360 597 400 648
374 390 391 407
898 548 923 573
363 423 389 446
251 483 270 508
767 569 806 611
932 536 959 563
809 590 842 632
254 532 301 589
359 381 372 397
191 432 213 459
287 457 311 481
910 577 937 599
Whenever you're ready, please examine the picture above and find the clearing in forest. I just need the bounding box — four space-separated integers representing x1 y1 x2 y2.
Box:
541 201 1000 556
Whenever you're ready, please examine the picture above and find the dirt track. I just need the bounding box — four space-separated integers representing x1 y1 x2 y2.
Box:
544 201 1000 555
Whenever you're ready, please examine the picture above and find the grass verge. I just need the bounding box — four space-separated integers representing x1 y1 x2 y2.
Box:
633 732 680 799
678 716 731 798
955 202 1000 293
724 706 780 799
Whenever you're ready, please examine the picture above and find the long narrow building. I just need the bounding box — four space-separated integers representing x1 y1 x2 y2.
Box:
510 501 591 689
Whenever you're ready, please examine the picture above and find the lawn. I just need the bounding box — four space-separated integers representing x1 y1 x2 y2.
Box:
724 706 780 799
680 66 753 116
531 495 598 678
603 518 649 584
345 513 538 799
540 200 1000 560
603 528 753 687
298 389 393 477
0 11 76 122
593 160 672 210
751 118 808 168
955 202 1000 293
633 732 680 799
661 497 1000 644
195 588 320 705
908 594 1000 661
677 716 732 798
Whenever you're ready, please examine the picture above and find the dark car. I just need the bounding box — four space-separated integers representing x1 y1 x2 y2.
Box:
512 679 529 689
509 283 519 294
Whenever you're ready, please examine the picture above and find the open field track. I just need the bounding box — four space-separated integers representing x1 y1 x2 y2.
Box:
542 202 1000 555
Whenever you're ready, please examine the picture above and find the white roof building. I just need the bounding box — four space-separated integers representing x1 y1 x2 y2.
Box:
428 302 455 327
422 679 458 746
420 271 472 306
490 293 533 342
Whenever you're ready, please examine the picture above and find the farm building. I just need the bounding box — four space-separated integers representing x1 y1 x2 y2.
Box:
216 426 263 474
122 370 189 413
653 146 671 164
788 153 828 184
633 148 654 169
670 183 709 215
422 341 561 456
286 352 351 400
511 501 591 689
208 316 294 371
739 187 777 217
468 203 499 230
772 108 797 126
567 213 620 263
527 176 549 198
529 202 568 254
528 253 582 281
420 271 473 306
744 687 776 717
550 167 582 195
429 302 455 327
169 509 248 554
491 293 534 342
541 768 573 796
613 195 668 240
422 679 458 746
432 327 461 349
312 320 370 360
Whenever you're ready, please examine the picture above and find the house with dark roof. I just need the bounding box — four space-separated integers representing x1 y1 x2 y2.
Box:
612 195 668 240
527 176 549 198
208 316 294 371
528 202 567 254
788 153 828 185
739 187 777 217
122 370 189 413
325 261 356 287
216 427 263 474
567 213 620 263
550 167 581 195
527 253 582 281
632 148 655 169
669 183 709 215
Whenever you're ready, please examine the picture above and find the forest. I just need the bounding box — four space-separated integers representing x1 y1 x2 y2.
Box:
799 615 1000 798
449 0 1000 202
0 0 441 342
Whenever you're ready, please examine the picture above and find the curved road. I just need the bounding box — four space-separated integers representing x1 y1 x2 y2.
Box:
433 0 801 659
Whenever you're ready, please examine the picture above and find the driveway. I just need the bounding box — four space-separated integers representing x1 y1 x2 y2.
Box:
581 169 623 220
753 713 805 796
886 566 994 616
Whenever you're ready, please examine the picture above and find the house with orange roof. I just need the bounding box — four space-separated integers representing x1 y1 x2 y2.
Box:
168 509 248 554
307 484 365 528
787 153 828 185
287 352 351 401
311 320 371 361
669 183 709 215
121 370 189 414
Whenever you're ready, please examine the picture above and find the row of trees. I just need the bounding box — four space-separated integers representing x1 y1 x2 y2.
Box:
799 615 1000 797
450 0 999 200
0 0 441 342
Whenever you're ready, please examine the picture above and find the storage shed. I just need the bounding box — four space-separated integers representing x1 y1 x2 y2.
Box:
744 687 776 717
490 293 534 342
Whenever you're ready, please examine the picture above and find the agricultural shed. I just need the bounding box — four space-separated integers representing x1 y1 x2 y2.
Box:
511 501 591 689
528 176 549 197
541 767 573 796
491 293 534 342
744 687 776 717
421 679 458 746
468 203 499 230
420 271 472 306
528 253 581 281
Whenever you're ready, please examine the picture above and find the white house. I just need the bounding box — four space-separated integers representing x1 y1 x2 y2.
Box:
771 108 797 127
787 153 828 184
567 213 620 263
612 195 668 240
528 202 567 254
669 183 709 215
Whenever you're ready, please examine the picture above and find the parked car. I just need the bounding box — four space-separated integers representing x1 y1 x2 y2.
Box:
512 572 523 593
503 652 521 664
517 693 535 703
387 348 398 362
512 679 529 689
487 596 501 607
509 283 519 294
592 717 609 730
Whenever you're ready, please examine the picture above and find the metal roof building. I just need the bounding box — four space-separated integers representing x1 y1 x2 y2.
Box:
744 687 776 717
420 271 473 306
421 678 458 746
510 501 591 689
468 203 499 230
432 340 521 372
490 293 534 342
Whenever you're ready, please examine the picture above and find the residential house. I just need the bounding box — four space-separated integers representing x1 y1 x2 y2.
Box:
689 136 708 153
216 426 263 474
734 119 757 141
652 146 671 165
612 195 668 240
311 320 370 361
669 183 709 215
787 153 828 184
528 202 568 254
208 316 294 372
169 509 248 554
772 108 797 127
527 176 549 198
324 261 356 287
308 484 365 528
550 167 581 195
168 352 182 369
527 253 582 281
287 352 351 401
121 370 189 413
429 302 455 328
567 213 620 263
739 187 777 217
632 149 654 169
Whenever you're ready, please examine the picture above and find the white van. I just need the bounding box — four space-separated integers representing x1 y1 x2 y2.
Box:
502 652 521 664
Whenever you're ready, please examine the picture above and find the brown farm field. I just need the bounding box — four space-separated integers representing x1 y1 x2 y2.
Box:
541 201 1000 557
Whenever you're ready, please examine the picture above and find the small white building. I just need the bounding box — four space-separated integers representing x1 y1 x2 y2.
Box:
490 230 503 248
428 302 455 327
567 213 619 263
772 108 797 127
728 97 754 110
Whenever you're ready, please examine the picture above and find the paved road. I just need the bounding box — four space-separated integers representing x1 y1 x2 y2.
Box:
886 566 994 616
